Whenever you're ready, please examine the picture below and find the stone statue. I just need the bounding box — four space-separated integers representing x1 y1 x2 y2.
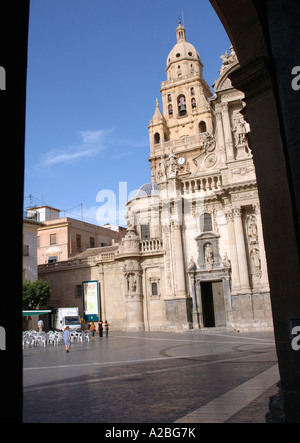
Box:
167 150 178 177
233 118 247 146
187 256 197 271
157 155 167 181
204 244 214 270
128 274 137 292
222 252 231 269
247 215 258 244
200 131 216 152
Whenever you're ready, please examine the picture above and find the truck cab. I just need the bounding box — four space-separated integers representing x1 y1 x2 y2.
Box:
55 307 81 331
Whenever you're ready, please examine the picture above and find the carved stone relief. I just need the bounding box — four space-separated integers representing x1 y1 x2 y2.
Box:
245 213 262 284
162 225 173 293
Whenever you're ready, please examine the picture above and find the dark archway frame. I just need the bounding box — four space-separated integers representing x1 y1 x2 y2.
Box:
210 0 300 423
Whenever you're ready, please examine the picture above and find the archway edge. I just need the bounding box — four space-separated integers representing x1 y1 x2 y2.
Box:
210 0 269 64
210 0 300 423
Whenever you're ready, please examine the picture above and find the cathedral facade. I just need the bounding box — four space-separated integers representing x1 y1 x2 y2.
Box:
40 22 272 331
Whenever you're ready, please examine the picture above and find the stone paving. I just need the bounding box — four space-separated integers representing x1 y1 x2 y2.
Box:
23 329 278 423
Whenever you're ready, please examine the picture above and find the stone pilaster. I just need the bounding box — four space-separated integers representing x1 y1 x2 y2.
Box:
225 210 241 293
222 102 235 161
232 206 251 292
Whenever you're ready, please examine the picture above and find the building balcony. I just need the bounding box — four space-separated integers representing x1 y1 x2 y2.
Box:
140 238 164 253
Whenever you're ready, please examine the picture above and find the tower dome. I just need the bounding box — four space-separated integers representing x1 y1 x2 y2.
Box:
166 20 202 74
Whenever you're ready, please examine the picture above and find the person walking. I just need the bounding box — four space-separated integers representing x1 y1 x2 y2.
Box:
64 326 71 353
90 322 96 341
104 320 109 338
37 319 44 332
98 320 103 337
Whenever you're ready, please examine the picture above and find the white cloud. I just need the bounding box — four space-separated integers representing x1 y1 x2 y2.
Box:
38 127 147 167
40 129 112 167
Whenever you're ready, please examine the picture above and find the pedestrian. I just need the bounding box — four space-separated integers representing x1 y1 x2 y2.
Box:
104 320 109 337
37 319 44 332
98 320 103 337
80 316 85 330
90 322 96 341
64 326 71 353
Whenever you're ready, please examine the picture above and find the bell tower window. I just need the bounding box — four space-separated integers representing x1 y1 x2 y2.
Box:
199 121 207 133
154 133 160 144
178 95 187 116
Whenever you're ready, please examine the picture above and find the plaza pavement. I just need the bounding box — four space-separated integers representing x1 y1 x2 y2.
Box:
23 328 278 423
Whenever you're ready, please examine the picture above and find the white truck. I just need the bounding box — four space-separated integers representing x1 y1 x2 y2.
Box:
55 307 81 331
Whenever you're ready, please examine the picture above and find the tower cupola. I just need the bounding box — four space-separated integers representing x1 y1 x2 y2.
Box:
166 20 203 80
176 19 187 42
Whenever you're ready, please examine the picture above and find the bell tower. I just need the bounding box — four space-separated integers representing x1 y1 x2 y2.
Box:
148 21 214 183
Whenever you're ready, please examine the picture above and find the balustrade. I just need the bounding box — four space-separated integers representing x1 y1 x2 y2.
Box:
140 238 163 252
181 175 222 194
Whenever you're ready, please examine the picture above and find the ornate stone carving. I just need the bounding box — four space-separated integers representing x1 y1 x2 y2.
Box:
127 273 137 292
250 248 262 280
204 243 214 271
187 256 197 272
162 225 173 292
167 149 178 178
157 155 167 181
119 227 140 254
222 252 231 269
204 153 218 168
200 131 216 153
232 207 242 218
233 118 248 146
219 45 238 74
247 215 258 245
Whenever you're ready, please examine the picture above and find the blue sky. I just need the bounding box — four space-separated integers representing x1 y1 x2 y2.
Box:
24 0 231 226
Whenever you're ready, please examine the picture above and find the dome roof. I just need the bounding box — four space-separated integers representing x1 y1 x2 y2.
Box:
133 182 159 199
167 41 201 68
166 22 202 69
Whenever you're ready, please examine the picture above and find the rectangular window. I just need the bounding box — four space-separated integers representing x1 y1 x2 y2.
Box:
76 234 81 251
151 282 158 296
141 224 150 240
50 234 56 245
90 237 95 248
48 256 57 264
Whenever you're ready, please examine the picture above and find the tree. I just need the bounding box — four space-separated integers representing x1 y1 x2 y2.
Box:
22 279 51 310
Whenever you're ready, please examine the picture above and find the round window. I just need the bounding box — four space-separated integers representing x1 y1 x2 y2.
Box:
176 53 180 58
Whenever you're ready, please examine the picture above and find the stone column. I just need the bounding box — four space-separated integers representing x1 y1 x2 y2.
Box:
232 206 251 292
188 270 200 328
97 263 106 321
225 210 241 293
172 221 187 297
124 266 144 331
253 202 269 288
215 109 227 165
222 102 235 161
